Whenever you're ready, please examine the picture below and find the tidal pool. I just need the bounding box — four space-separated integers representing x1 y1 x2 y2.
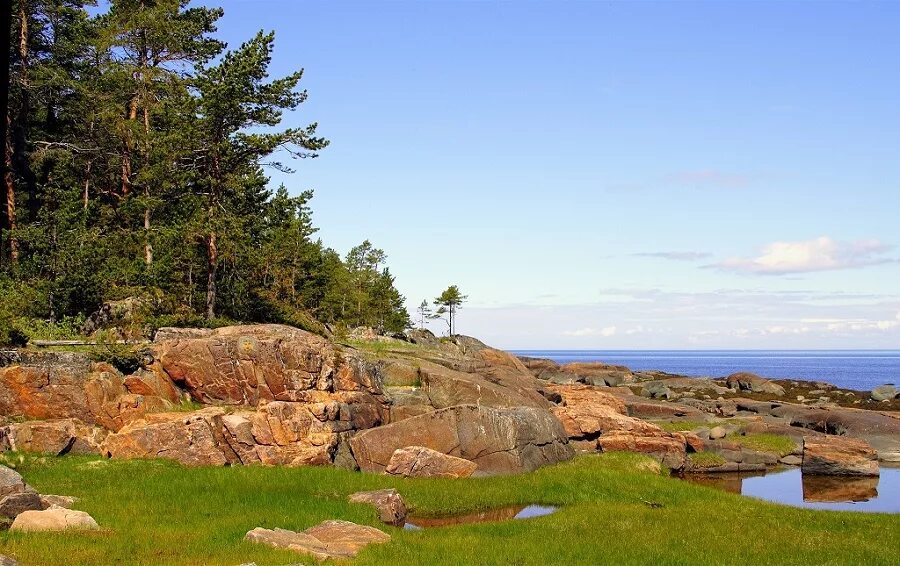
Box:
681 466 900 513
404 504 558 529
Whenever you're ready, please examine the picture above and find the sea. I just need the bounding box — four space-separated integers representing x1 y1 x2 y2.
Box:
511 350 900 392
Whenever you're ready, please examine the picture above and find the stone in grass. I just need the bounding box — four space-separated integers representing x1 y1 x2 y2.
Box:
246 520 390 560
0 555 19 566
708 426 727 440
348 489 407 526
385 446 477 479
10 505 99 532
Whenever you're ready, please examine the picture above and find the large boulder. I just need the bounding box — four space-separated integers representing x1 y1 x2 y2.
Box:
0 419 107 455
385 446 478 478
10 505 99 532
561 362 634 387
0 352 172 432
725 372 785 396
101 408 230 466
549 385 661 440
802 436 879 476
597 430 687 470
349 404 573 475
153 324 383 405
246 520 390 560
419 362 550 411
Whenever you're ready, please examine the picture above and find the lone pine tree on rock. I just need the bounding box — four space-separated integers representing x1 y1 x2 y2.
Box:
434 285 467 336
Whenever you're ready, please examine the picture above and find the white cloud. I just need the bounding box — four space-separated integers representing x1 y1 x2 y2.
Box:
634 251 712 261
564 326 617 337
712 236 894 275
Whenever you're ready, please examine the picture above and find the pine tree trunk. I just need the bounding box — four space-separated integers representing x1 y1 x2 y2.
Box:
206 231 217 319
3 118 18 264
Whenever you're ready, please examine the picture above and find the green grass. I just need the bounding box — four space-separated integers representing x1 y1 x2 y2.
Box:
688 451 727 468
0 452 896 565
732 433 798 457
345 338 422 356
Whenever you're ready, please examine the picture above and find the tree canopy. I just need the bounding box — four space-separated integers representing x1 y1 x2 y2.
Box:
0 0 410 341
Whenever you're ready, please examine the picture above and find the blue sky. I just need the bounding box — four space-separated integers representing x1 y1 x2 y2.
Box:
210 0 900 349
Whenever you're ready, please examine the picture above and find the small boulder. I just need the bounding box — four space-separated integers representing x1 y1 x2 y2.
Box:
348 488 407 525
386 446 477 478
802 436 879 476
11 505 99 531
725 372 785 396
39 495 78 509
0 555 19 566
641 382 673 400
246 520 390 560
0 492 43 518
871 384 898 402
708 426 727 440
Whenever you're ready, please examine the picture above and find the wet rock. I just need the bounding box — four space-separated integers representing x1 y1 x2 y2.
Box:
348 489 407 525
11 505 99 531
349 404 573 475
802 436 879 476
245 520 390 560
385 446 477 478
779 455 802 465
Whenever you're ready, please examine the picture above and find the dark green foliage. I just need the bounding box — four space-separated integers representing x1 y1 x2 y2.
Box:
0 1 410 339
434 284 467 335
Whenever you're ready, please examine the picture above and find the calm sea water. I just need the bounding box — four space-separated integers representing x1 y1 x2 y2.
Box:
512 350 900 391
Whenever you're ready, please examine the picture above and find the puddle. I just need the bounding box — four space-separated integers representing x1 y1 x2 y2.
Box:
404 504 558 529
680 466 900 513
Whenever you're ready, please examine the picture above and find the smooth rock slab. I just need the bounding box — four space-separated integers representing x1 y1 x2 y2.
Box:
349 404 573 475
348 489 407 525
386 446 477 478
802 436 879 476
246 520 390 560
11 505 99 531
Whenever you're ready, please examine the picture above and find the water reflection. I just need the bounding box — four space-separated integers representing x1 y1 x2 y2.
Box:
680 467 899 513
404 504 558 529
802 475 878 503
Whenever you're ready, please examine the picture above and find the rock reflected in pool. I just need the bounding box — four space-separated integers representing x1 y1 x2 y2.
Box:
680 467 900 513
404 505 558 529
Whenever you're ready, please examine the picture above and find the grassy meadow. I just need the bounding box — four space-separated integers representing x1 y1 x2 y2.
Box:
0 452 896 565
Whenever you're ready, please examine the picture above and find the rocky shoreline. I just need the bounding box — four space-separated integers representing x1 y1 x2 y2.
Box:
0 324 897 483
